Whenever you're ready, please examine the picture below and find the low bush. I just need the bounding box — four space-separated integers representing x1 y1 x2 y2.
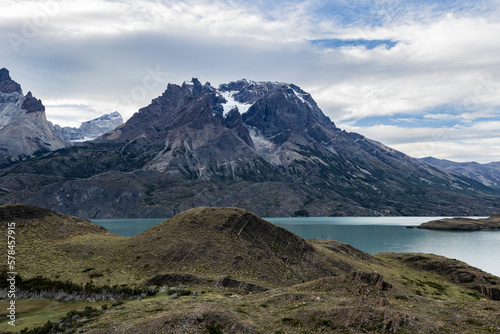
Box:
0 270 156 302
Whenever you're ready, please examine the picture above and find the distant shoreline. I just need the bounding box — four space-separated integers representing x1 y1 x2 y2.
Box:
411 214 500 231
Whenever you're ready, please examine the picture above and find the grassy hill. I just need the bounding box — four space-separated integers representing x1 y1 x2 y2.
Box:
0 204 499 333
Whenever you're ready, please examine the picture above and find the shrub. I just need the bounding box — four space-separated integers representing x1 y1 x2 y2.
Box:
205 323 224 334
0 270 156 302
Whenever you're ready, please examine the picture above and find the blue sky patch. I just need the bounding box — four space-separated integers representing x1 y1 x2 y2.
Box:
311 39 398 50
346 106 467 129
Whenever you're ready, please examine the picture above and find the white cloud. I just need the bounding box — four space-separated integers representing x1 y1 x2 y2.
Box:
1 0 500 162
310 12 500 122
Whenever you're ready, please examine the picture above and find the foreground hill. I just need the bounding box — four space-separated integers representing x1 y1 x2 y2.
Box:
0 204 369 288
1 204 499 333
0 75 499 217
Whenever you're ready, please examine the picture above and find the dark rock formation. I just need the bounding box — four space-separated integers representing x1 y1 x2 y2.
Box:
145 273 207 286
21 91 45 113
0 68 22 94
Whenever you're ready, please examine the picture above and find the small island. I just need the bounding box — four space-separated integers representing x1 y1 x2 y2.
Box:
415 214 500 231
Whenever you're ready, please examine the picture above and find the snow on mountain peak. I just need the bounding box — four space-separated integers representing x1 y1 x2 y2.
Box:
219 91 254 117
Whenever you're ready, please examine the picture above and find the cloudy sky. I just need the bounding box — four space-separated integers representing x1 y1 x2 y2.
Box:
2 0 500 163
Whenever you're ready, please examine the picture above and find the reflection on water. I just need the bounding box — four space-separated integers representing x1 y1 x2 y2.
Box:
91 216 500 277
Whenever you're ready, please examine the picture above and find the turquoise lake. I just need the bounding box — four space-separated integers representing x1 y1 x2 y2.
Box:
91 216 500 277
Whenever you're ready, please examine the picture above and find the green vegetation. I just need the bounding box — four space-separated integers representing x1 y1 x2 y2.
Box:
205 323 224 334
0 300 107 333
18 306 103 334
0 271 156 301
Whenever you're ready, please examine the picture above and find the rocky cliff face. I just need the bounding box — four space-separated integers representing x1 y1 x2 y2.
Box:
0 68 67 165
0 76 499 218
50 111 123 142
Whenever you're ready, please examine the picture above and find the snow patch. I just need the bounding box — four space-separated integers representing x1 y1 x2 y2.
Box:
220 91 253 117
289 86 314 109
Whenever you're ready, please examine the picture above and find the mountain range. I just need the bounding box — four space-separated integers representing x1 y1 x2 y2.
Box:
423 157 500 189
0 68 123 165
0 71 499 218
49 111 123 142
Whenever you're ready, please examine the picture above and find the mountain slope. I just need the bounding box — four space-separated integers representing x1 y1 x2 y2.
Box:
0 76 499 217
0 68 67 165
423 156 500 188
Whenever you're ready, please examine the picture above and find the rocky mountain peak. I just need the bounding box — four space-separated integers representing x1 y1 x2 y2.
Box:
181 77 202 93
219 79 285 105
0 70 67 164
0 68 22 94
218 79 333 127
181 78 217 97
233 81 336 146
82 111 122 124
21 91 45 113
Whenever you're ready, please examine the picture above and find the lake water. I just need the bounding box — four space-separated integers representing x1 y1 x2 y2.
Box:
91 216 500 278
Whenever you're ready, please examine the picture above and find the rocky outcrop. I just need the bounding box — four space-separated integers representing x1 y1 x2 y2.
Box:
214 276 268 292
21 91 45 114
0 68 22 94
